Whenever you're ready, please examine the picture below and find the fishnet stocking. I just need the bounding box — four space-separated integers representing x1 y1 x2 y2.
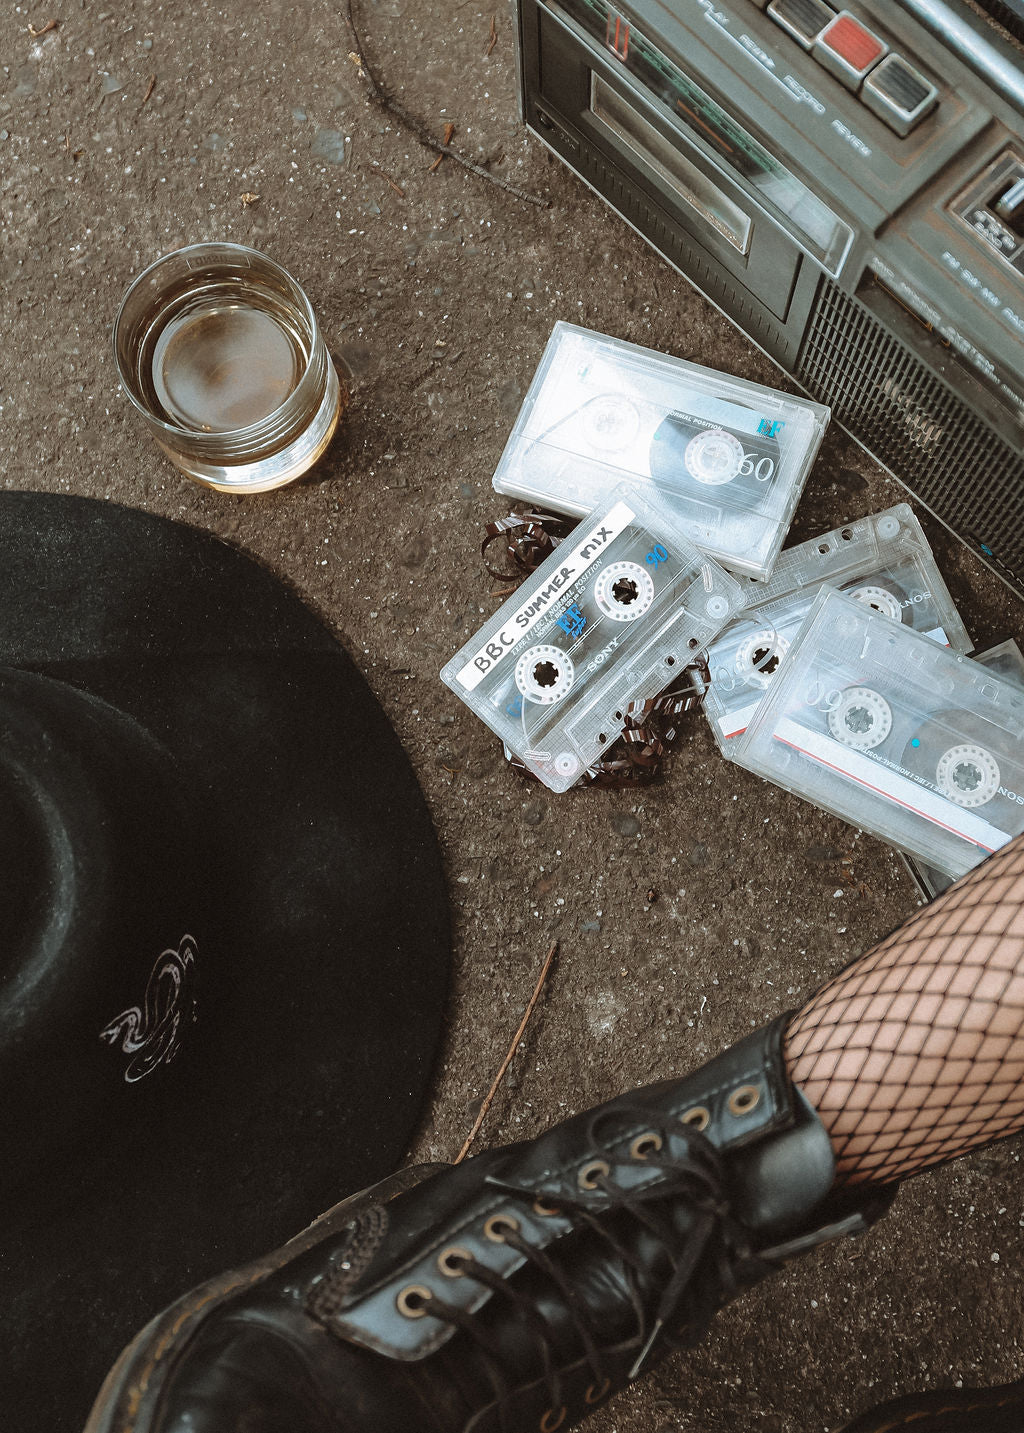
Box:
785 832 1024 1188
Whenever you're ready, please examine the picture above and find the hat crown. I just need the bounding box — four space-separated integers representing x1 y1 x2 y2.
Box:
0 667 205 1195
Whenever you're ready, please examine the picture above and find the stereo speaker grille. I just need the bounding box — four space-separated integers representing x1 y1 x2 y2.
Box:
795 276 1024 591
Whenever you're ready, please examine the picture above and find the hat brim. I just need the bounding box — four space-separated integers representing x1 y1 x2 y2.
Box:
0 493 450 1433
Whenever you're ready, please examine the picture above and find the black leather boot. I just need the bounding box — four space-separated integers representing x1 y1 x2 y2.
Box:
838 1376 1024 1433
84 1014 895 1433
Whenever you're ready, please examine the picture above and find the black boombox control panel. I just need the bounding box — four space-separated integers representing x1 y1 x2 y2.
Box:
515 0 1024 594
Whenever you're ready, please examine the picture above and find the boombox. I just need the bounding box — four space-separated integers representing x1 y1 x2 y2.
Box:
515 0 1024 595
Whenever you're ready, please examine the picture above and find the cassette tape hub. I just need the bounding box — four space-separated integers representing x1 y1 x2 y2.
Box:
704 504 972 746
441 486 746 792
736 588 1024 879
492 323 829 581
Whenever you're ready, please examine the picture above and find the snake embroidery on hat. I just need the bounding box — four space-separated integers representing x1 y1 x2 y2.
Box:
99 934 198 1083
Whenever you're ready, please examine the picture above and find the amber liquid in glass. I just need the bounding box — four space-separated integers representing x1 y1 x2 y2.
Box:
137 278 309 434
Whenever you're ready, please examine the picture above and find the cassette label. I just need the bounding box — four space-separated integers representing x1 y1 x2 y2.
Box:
704 505 972 749
491 323 830 580
738 588 1024 878
772 716 1008 854
441 485 746 792
457 500 636 691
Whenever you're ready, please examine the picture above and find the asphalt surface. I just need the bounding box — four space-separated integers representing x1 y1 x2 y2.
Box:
2 1 1022 1429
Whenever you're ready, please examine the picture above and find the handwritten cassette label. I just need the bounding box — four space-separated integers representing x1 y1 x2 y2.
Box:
458 500 635 692
442 484 746 792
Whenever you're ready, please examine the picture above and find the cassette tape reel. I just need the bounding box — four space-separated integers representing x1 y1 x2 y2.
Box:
441 486 746 792
902 712 1013 810
593 560 656 621
839 579 908 623
648 412 783 502
826 685 894 750
491 323 829 580
704 505 972 749
740 504 970 647
735 627 790 689
737 589 1024 880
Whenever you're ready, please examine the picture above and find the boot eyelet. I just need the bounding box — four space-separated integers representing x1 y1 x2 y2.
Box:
540 1406 567 1432
585 1378 611 1404
396 1284 433 1318
629 1131 663 1160
437 1246 472 1277
728 1084 761 1116
577 1158 610 1190
681 1105 710 1131
532 1196 562 1218
484 1213 521 1243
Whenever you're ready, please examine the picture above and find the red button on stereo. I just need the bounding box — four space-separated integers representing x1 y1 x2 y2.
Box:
814 11 888 90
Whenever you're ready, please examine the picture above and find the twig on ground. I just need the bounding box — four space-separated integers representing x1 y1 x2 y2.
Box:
428 121 456 173
371 161 406 197
141 74 156 105
455 940 558 1163
344 0 548 208
28 17 57 36
486 14 497 56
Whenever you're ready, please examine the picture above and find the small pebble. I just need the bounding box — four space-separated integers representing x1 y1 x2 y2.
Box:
522 800 545 827
311 128 346 165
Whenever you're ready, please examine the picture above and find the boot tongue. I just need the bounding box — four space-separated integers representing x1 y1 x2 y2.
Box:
728 1087 898 1244
725 1088 837 1234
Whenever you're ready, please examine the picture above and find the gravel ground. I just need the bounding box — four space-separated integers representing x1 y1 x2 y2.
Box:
2 1 1022 1428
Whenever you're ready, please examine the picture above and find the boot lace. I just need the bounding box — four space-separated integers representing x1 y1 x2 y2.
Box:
420 1109 767 1432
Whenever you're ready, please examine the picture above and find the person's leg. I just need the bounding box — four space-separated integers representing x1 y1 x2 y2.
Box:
786 832 1024 1187
83 836 1024 1433
789 836 1024 1432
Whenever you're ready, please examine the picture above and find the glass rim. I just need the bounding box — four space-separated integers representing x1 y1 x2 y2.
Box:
112 242 323 442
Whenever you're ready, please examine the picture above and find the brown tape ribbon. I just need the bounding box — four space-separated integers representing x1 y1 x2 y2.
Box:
504 654 711 790
482 510 574 582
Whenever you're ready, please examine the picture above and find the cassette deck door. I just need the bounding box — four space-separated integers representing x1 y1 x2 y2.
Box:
533 4 805 322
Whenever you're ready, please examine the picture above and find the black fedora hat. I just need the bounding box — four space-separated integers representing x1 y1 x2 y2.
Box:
0 492 450 1433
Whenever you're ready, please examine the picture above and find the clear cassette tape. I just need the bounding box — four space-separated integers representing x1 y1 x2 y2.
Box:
704 504 972 747
737 588 1024 879
440 486 746 793
491 323 829 580
902 638 1024 900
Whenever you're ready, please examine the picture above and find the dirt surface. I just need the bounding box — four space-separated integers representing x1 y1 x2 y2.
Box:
2 2 1023 1429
